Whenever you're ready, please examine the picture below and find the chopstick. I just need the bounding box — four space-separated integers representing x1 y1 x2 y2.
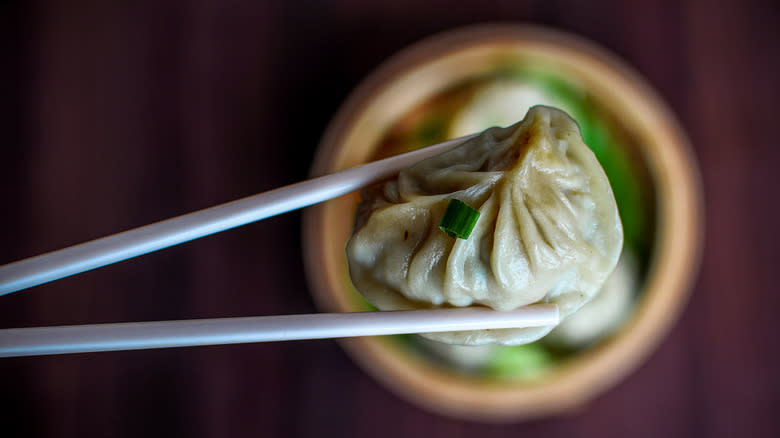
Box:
0 134 477 296
0 305 558 357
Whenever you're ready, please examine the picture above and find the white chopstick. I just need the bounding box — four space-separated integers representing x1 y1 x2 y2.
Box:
0 305 558 357
0 134 477 296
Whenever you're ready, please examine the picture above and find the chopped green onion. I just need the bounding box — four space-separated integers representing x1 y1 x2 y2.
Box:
439 199 480 239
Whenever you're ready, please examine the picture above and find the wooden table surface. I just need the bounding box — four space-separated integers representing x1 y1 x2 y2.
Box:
1 1 777 436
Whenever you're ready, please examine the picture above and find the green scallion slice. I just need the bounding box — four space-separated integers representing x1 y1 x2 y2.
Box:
439 199 480 239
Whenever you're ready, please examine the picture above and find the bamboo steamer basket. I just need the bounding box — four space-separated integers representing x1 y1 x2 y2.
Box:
302 25 703 421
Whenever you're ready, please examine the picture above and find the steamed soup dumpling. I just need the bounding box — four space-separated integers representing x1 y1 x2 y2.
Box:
416 338 499 372
544 249 638 348
449 79 577 138
347 106 623 345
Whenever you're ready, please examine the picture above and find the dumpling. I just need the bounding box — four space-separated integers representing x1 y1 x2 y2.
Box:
415 338 499 372
544 249 638 348
346 105 623 345
448 79 576 139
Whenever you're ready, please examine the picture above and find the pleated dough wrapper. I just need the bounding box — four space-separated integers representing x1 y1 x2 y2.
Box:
347 106 623 345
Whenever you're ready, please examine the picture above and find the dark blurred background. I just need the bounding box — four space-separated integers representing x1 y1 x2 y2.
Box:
0 0 778 436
